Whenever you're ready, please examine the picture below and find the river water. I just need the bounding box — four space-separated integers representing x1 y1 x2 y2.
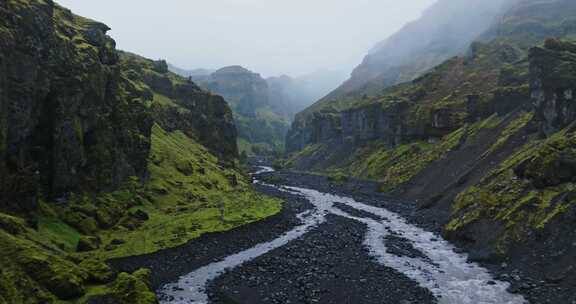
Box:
158 167 527 304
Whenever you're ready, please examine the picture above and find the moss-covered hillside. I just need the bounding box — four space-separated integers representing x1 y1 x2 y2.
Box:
0 1 281 303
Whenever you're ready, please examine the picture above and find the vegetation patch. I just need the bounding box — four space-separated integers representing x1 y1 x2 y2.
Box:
446 128 576 252
87 124 282 259
343 115 502 192
484 111 533 155
284 144 324 168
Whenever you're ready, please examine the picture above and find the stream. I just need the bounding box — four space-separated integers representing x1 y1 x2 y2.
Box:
157 167 527 304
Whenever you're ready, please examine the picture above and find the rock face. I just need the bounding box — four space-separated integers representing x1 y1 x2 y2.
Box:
286 102 410 154
191 66 290 156
120 53 238 160
0 0 240 207
266 70 347 119
196 66 269 117
530 39 576 136
0 0 153 208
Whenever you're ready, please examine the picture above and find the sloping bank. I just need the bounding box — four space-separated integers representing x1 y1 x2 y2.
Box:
0 1 280 303
282 39 576 304
282 1 576 302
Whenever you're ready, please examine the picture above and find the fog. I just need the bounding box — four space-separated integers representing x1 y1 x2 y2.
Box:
55 0 435 78
321 0 518 100
368 0 516 64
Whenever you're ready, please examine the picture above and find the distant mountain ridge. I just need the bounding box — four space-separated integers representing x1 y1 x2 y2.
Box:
167 64 215 78
170 64 345 156
308 0 516 115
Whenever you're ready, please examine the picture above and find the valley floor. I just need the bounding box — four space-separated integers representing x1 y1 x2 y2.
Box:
109 169 566 304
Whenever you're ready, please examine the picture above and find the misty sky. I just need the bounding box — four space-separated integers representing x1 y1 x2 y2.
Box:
56 0 435 77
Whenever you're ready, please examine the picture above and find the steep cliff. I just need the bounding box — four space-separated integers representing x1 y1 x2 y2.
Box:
0 1 281 303
120 53 238 161
0 0 152 209
192 66 290 157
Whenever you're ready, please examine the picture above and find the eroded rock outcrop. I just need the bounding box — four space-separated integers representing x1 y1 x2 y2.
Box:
531 38 576 136
191 65 290 156
0 0 153 209
195 66 269 117
120 53 238 160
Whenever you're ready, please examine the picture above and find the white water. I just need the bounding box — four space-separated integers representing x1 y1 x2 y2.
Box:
158 167 527 304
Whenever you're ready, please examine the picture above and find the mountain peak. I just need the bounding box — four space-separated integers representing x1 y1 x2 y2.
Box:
214 65 253 75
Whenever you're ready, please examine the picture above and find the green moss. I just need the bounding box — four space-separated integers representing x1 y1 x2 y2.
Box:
0 213 28 235
327 172 349 184
109 271 157 304
152 93 177 107
76 124 282 260
38 217 81 251
340 114 507 192
77 269 156 304
73 116 84 147
285 144 323 168
78 259 115 284
234 108 289 157
446 128 576 251
0 123 283 303
0 228 89 303
485 112 533 155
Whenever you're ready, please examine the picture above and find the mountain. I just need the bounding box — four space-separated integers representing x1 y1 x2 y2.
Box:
187 66 290 157
0 1 280 303
303 0 515 118
283 1 576 302
167 64 215 78
175 65 347 158
267 69 348 118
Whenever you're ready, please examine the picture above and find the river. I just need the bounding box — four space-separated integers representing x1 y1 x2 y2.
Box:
157 167 526 304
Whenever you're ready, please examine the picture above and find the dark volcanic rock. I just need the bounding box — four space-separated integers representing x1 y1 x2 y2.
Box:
200 66 269 117
531 38 576 137
208 215 436 304
0 1 153 209
120 52 238 161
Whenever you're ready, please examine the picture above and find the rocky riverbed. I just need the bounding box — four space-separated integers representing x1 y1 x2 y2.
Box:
110 167 535 304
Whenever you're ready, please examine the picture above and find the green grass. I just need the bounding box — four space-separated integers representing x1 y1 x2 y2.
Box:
284 144 323 168
484 112 533 155
37 217 81 252
84 124 281 259
341 114 505 192
152 93 177 107
0 124 283 303
446 127 576 252
232 105 289 157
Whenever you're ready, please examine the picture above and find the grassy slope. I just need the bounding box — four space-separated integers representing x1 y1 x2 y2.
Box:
446 125 576 252
0 124 281 304
92 124 281 259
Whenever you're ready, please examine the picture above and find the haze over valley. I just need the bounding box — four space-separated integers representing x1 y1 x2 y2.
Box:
2 1 576 304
